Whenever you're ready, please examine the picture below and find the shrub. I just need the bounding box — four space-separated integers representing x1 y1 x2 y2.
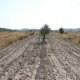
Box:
59 27 64 34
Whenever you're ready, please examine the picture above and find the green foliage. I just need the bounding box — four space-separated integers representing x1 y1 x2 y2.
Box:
0 28 16 32
40 24 50 36
40 24 51 42
59 27 64 34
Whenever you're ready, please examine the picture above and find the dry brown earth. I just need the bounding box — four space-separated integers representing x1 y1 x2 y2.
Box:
0 33 80 80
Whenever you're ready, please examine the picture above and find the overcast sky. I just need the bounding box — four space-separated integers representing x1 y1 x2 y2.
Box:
0 0 80 30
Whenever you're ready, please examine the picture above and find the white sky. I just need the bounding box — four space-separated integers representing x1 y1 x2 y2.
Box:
0 0 80 30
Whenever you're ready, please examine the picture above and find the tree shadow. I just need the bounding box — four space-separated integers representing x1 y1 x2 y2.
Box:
36 37 47 45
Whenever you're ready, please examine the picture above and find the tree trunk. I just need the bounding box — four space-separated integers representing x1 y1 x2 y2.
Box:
43 34 45 42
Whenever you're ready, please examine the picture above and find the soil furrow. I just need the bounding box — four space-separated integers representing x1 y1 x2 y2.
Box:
0 33 80 80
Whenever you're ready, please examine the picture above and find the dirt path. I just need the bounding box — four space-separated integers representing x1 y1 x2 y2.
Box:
0 34 80 80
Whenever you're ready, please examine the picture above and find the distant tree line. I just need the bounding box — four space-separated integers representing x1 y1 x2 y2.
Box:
0 28 17 32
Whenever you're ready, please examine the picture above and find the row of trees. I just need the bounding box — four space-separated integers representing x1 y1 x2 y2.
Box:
0 28 16 32
40 24 64 42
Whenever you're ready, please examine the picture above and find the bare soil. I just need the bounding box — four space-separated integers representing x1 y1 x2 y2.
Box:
0 33 80 80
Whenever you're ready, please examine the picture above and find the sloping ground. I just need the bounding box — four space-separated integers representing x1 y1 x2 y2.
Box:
0 33 80 80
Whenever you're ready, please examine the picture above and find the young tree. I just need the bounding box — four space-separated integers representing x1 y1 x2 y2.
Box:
40 24 51 42
59 27 64 34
